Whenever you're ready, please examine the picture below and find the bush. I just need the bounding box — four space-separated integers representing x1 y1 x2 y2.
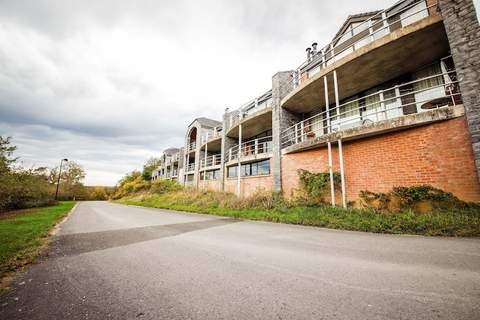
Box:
150 179 181 194
297 169 341 202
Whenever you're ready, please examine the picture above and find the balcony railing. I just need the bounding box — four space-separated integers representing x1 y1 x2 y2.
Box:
186 163 196 172
200 154 222 168
228 92 273 129
293 0 439 87
201 129 222 145
283 69 461 148
187 141 196 152
228 136 273 161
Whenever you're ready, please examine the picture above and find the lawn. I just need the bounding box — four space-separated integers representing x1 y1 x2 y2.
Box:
0 201 76 282
116 193 480 237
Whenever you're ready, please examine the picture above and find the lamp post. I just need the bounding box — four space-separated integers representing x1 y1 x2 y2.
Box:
55 158 68 200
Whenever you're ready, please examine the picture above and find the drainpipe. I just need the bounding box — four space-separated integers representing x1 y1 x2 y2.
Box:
237 124 242 196
324 75 335 207
333 70 347 208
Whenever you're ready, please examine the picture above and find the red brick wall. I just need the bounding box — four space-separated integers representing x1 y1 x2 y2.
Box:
198 179 222 192
281 117 480 202
224 159 274 197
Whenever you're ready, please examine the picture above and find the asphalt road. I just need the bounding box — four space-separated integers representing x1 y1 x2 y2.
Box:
1 202 479 320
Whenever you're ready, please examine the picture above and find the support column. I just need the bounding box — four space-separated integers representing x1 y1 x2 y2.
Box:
272 70 297 193
237 124 242 196
438 0 480 180
334 70 347 207
324 75 335 207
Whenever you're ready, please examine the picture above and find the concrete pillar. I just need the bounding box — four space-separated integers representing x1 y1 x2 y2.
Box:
439 0 480 180
221 109 239 191
271 70 299 193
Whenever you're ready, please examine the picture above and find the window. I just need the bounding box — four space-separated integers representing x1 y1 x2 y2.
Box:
227 160 270 178
200 169 220 180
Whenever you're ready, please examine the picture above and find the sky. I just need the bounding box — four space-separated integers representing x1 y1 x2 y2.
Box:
1 0 479 186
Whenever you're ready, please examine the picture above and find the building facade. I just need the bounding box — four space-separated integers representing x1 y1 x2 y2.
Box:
153 0 480 204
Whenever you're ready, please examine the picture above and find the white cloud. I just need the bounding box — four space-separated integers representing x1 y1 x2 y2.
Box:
0 0 397 185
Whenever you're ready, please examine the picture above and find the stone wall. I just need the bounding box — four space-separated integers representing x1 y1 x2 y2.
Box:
271 71 298 192
439 0 480 180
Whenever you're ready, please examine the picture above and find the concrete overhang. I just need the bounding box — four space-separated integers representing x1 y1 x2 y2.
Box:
281 14 448 114
225 152 273 167
227 107 272 139
201 136 222 152
282 105 465 154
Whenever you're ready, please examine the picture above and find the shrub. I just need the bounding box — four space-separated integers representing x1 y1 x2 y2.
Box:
150 179 181 194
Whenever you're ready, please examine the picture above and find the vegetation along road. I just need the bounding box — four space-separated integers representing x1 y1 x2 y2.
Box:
1 201 479 319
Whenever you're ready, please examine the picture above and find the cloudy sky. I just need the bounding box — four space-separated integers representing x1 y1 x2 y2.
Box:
1 0 478 185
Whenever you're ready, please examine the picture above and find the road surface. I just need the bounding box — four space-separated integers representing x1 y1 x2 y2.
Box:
1 201 479 319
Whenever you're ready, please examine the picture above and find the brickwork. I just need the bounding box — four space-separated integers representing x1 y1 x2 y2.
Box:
439 0 480 180
224 175 274 197
282 117 480 202
198 179 222 191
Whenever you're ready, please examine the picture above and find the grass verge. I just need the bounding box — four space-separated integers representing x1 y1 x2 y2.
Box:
0 201 76 290
115 193 480 237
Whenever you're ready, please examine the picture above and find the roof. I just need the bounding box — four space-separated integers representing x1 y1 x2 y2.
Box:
333 10 382 41
188 117 222 128
163 147 180 155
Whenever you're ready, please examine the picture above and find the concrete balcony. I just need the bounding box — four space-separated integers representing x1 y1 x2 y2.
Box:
282 68 463 153
226 136 273 165
200 154 222 169
283 0 448 114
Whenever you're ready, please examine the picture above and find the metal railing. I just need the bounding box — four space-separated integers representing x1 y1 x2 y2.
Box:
293 0 439 87
228 136 273 161
171 169 178 177
227 93 273 129
186 163 196 172
200 154 222 168
282 69 461 148
187 141 196 152
201 129 222 145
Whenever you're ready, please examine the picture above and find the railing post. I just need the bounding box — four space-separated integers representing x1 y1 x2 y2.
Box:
330 43 335 64
382 11 388 32
321 49 326 68
394 85 401 115
300 121 305 142
368 19 374 42
294 123 299 143
379 91 386 120
254 139 259 155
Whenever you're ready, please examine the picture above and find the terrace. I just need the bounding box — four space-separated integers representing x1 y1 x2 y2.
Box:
282 64 462 151
227 136 273 163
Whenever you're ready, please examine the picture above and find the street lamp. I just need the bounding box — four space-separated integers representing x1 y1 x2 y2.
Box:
55 158 68 200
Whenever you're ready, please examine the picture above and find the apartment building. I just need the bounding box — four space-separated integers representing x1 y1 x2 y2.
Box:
153 0 480 204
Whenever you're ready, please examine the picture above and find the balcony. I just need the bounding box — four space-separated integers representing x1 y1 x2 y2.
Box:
226 91 273 137
186 163 196 172
283 0 448 114
187 141 196 152
282 68 462 150
200 154 222 168
201 129 222 145
227 136 273 163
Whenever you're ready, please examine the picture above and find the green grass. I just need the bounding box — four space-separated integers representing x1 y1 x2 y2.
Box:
116 193 480 237
0 201 76 280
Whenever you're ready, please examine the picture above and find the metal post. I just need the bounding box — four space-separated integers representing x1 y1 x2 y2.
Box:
324 76 335 207
333 70 347 208
237 124 242 196
338 139 347 208
54 158 67 200
254 139 258 155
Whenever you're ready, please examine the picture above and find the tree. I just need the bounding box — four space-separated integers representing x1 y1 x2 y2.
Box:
142 157 161 181
0 136 17 175
49 161 86 200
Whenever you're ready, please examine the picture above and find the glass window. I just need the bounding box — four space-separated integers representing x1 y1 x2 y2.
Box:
227 160 270 178
228 166 237 178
